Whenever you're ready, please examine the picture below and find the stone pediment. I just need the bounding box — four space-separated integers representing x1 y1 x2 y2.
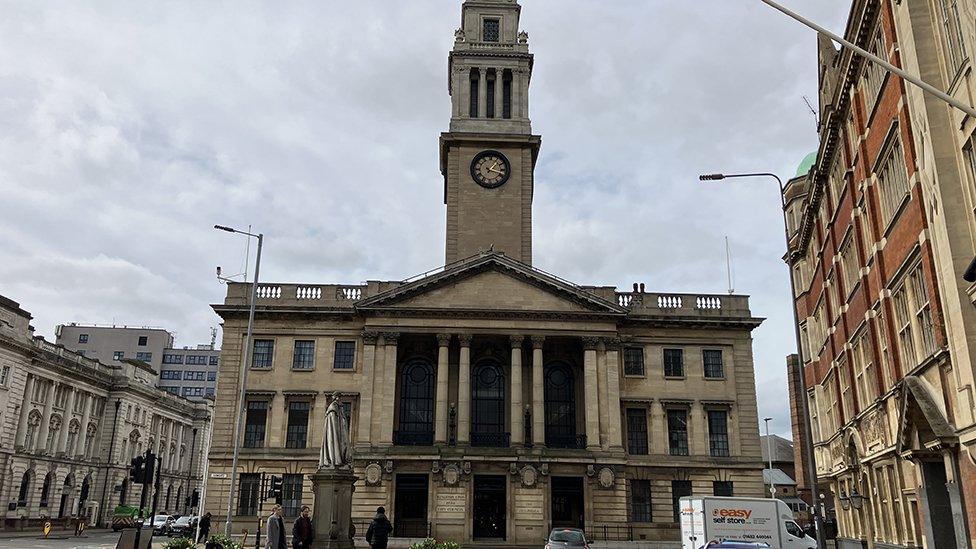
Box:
357 253 625 315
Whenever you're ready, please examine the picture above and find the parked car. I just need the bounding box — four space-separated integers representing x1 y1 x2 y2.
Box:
151 514 174 535
545 528 590 549
169 515 197 537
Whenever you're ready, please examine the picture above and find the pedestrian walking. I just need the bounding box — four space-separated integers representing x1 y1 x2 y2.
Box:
365 506 392 549
197 512 212 542
292 506 314 549
265 505 287 549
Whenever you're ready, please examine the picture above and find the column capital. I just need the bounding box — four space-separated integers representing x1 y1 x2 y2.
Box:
381 332 400 345
582 336 601 351
362 331 379 345
530 335 546 349
457 333 473 346
509 335 525 349
437 334 453 347
602 337 622 351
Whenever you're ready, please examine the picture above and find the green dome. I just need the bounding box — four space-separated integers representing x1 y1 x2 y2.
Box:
796 152 817 176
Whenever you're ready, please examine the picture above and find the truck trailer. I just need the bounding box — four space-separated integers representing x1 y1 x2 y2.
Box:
679 496 816 549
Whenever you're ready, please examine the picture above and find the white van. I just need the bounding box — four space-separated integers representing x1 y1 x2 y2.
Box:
679 496 816 549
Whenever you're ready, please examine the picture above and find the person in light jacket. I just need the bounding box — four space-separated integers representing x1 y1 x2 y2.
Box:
265 505 287 549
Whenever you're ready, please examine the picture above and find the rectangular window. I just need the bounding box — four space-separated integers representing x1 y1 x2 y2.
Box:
243 400 268 448
182 387 204 397
186 355 207 365
282 474 304 517
808 390 821 443
252 339 274 369
209 355 219 366
160 370 182 380
626 408 648 455
708 410 730 457
663 348 684 377
292 340 315 370
286 401 310 449
483 18 500 42
840 235 859 298
237 473 261 516
333 341 356 370
667 409 689 456
863 28 887 115
0 365 9 386
877 135 911 227
624 347 645 376
630 480 652 523
205 387 215 397
671 480 693 523
799 323 810 363
938 0 968 71
851 329 877 409
162 354 184 364
164 387 180 396
78 334 89 343
207 371 217 381
113 351 125 361
703 350 724 378
184 371 205 381
713 481 733 497
839 357 854 420
138 336 148 346
135 352 153 361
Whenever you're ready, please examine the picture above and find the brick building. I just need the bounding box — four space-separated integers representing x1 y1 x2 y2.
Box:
784 0 976 547
204 0 767 544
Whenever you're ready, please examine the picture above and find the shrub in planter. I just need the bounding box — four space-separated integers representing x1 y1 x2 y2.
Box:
163 537 195 549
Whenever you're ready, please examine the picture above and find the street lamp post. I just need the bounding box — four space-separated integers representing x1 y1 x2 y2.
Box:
214 224 263 536
699 172 825 549
763 417 775 499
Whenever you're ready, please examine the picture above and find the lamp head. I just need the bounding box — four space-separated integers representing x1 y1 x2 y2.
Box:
214 225 236 233
699 174 726 181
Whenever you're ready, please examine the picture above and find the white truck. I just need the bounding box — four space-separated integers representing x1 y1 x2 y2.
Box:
679 496 816 549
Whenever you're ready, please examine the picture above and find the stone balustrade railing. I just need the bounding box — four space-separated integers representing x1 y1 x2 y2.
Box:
32 337 116 376
614 292 751 317
224 282 392 308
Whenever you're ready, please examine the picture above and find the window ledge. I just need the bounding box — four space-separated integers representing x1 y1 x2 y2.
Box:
703 376 726 381
623 374 646 379
663 376 686 381
291 368 316 372
331 368 356 373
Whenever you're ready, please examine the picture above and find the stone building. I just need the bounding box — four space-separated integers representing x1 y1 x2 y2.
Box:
204 0 766 544
0 295 211 528
784 0 976 546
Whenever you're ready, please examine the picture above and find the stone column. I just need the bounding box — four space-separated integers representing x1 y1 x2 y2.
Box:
36 380 56 454
510 336 524 446
604 338 624 450
176 424 185 469
77 393 92 458
267 394 284 448
434 334 452 444
457 334 472 445
478 68 488 118
16 374 35 449
531 336 545 446
596 344 609 449
57 388 76 455
454 67 463 118
583 338 600 450
651 401 666 453
512 70 521 118
691 401 706 456
494 69 504 118
379 332 399 446
357 331 379 446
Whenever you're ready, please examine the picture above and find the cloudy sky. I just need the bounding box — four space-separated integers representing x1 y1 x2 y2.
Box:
0 1 848 437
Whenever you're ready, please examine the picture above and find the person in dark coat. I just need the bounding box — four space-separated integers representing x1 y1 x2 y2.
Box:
197 512 212 542
365 506 392 549
292 506 314 549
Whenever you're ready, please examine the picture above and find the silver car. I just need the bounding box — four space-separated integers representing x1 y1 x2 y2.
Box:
545 527 590 549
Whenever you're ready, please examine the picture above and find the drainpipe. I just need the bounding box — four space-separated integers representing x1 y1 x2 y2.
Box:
99 399 122 527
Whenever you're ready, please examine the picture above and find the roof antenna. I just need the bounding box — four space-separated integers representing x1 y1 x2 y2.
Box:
725 236 735 295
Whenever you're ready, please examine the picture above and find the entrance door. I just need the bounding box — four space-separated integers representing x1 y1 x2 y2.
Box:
394 474 429 538
921 461 959 548
473 475 506 539
551 477 584 530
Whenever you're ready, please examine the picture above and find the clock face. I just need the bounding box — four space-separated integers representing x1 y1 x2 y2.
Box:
470 150 511 189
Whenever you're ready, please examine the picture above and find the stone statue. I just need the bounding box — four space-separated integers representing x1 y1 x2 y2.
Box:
320 392 350 468
455 27 465 42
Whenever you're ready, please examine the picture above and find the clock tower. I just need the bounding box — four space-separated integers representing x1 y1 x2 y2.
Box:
440 0 540 265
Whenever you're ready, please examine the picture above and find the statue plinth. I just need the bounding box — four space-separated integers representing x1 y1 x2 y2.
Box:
310 467 357 549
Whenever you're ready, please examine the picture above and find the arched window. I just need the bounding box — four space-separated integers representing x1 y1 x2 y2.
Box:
486 69 497 118
79 475 91 508
39 472 53 508
165 484 172 511
17 471 32 507
502 69 513 119
469 68 480 118
176 486 183 513
471 359 506 447
544 362 579 448
395 357 435 445
58 475 73 518
119 478 128 505
25 411 41 451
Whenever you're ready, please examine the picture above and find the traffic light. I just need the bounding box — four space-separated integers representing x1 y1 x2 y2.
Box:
268 475 283 503
142 453 156 484
129 456 145 483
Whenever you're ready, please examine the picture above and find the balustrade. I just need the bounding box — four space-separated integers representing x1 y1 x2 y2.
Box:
336 287 362 300
696 296 722 309
295 286 321 300
657 295 683 309
256 285 281 299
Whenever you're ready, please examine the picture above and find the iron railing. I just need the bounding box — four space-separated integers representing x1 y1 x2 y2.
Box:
471 432 510 447
393 431 434 446
546 434 587 449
